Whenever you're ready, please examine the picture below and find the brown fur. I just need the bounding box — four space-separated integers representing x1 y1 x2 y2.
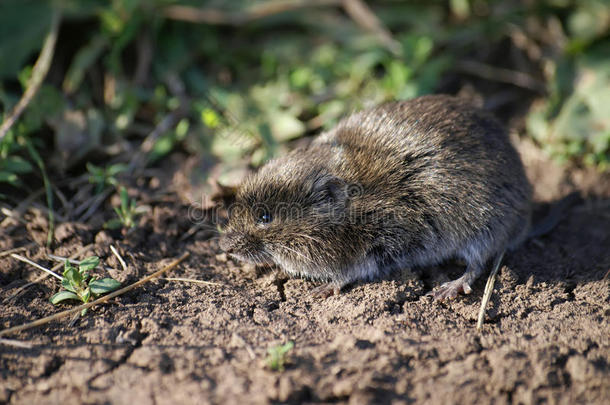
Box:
220 95 532 298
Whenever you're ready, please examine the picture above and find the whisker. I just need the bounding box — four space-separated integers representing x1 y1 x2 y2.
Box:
293 233 324 245
277 244 315 264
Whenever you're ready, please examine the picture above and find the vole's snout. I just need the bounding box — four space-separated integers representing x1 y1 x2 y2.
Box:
219 231 271 265
219 232 236 253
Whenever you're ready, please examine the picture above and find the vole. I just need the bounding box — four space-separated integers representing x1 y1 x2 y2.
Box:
220 94 533 299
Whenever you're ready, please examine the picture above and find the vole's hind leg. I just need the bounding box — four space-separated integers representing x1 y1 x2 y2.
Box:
429 261 486 300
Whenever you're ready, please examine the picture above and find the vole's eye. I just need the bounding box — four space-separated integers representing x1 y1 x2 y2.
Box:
255 210 273 225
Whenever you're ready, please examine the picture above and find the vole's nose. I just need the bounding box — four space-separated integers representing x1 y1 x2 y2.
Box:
219 233 234 253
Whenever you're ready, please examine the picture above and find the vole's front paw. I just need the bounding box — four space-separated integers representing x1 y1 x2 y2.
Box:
311 283 341 299
428 277 472 300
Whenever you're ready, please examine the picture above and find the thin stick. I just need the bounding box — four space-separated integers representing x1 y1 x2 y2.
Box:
0 10 61 141
161 277 221 286
46 254 118 273
163 0 399 55
127 73 189 173
10 253 62 281
31 202 66 223
76 188 113 222
110 245 128 271
48 245 95 273
163 0 342 25
127 108 186 171
0 189 44 228
455 60 545 93
477 251 505 331
0 243 36 258
0 338 33 349
342 0 401 56
51 183 72 218
0 252 190 337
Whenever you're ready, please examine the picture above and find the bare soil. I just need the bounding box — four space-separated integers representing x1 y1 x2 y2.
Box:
1 139 609 405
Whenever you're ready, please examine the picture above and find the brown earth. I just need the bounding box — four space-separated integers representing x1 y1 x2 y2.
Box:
1 138 609 405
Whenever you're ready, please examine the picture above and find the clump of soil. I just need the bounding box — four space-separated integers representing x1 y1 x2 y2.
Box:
1 139 609 404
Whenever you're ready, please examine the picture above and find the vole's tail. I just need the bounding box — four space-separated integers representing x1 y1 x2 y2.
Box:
528 192 581 239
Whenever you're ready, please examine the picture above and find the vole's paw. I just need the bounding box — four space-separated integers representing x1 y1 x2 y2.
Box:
311 283 341 299
428 277 472 300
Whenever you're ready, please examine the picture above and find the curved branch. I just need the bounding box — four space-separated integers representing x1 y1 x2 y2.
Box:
0 10 61 141
163 0 342 25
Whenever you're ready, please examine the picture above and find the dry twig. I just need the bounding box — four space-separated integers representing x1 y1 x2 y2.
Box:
0 243 36 258
0 10 61 141
477 251 505 331
128 73 188 173
0 338 33 349
10 254 63 281
110 245 128 271
0 189 44 227
455 60 546 93
163 0 400 55
163 0 342 25
342 0 401 56
161 277 221 286
46 254 117 273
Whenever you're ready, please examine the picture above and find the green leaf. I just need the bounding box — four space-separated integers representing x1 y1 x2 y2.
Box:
87 162 104 177
201 108 220 128
50 290 81 305
150 134 175 163
0 171 19 185
106 163 128 177
104 218 123 230
211 127 257 163
63 265 82 287
63 34 107 93
266 341 294 371
61 277 76 293
79 256 100 272
450 0 470 19
64 259 75 273
0 0 52 79
119 187 129 210
268 111 305 142
81 287 91 303
1 156 33 174
90 278 121 295
567 0 610 42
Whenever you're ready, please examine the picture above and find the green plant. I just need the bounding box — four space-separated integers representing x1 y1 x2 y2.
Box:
50 256 121 315
266 341 294 372
524 0 610 169
105 186 145 229
0 140 33 188
527 41 610 169
87 162 127 194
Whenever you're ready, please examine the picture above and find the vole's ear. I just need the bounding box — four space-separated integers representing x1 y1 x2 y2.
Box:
312 175 347 205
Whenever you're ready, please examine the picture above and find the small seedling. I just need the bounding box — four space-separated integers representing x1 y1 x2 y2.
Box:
87 163 127 194
266 341 294 371
105 187 146 229
50 256 121 315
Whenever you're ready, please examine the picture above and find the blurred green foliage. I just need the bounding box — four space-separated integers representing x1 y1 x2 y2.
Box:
0 0 608 195
527 38 610 169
